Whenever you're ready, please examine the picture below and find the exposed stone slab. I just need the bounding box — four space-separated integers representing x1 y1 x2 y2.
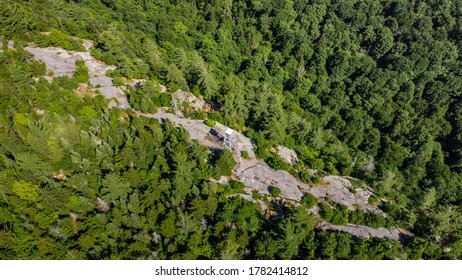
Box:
317 222 414 243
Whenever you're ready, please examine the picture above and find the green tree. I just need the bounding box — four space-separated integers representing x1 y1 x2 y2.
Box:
74 60 89 83
213 149 236 178
101 173 132 202
301 193 317 208
12 180 39 202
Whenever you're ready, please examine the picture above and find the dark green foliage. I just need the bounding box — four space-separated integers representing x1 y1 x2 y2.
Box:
406 238 428 260
299 170 312 183
364 212 387 228
269 186 281 197
301 193 317 208
319 203 334 222
319 201 349 226
126 81 162 114
349 210 366 225
330 204 348 226
266 154 288 171
222 181 246 196
311 176 321 184
211 149 236 178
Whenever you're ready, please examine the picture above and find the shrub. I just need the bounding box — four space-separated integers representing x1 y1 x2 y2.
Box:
159 93 171 107
225 181 246 195
269 186 281 197
208 111 223 123
299 170 311 183
73 60 89 83
368 194 380 205
266 154 284 170
112 77 124 87
365 213 387 228
191 110 207 120
12 180 39 202
301 193 317 208
331 204 348 225
311 175 321 184
43 29 85 51
205 119 216 127
213 149 236 177
319 203 334 222
348 210 365 224
331 212 347 225
251 190 262 200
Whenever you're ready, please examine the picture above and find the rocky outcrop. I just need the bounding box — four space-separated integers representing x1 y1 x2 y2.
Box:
173 89 211 112
24 45 129 109
23 41 411 242
317 221 414 243
272 145 299 165
140 109 385 215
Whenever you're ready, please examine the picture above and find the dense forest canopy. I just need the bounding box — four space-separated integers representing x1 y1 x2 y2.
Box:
1 0 462 259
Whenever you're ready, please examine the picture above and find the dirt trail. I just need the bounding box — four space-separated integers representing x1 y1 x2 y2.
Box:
24 42 412 242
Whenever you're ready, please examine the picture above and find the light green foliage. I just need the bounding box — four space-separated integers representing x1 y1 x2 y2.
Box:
78 106 97 122
12 180 39 202
13 113 28 126
205 119 216 127
42 29 85 51
12 227 36 257
420 188 437 210
166 64 189 90
47 138 64 163
34 210 59 230
73 60 89 83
